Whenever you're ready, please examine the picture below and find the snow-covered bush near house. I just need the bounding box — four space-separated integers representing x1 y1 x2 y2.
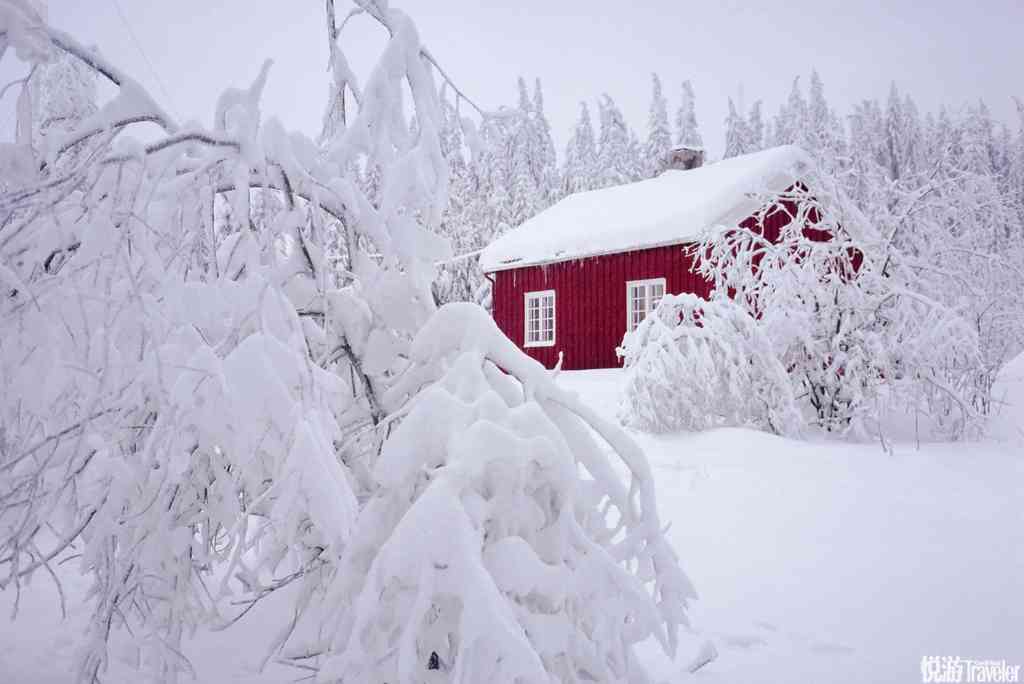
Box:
619 293 801 436
317 303 693 683
0 2 691 682
698 170 998 439
691 183 890 434
620 158 993 440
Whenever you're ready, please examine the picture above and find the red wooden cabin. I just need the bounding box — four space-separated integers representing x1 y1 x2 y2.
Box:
480 145 822 371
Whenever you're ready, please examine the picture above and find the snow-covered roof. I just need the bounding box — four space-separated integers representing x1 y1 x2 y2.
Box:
480 145 812 272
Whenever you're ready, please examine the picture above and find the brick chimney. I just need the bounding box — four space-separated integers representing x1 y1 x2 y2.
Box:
663 145 704 172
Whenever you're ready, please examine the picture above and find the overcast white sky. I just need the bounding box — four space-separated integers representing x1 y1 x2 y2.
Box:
6 0 1024 157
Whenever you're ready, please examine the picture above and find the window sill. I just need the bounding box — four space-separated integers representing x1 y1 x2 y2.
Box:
524 341 556 348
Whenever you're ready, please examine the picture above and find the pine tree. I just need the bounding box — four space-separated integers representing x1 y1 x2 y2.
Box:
846 98 888 204
506 77 541 228
723 97 748 158
434 96 478 305
675 79 702 149
960 99 997 176
516 74 531 112
563 101 597 194
772 77 807 146
532 77 558 203
627 128 645 180
899 93 925 176
644 73 672 176
884 82 906 180
1009 99 1024 231
806 70 830 149
747 100 764 152
802 70 848 169
596 94 635 187
959 100 1012 248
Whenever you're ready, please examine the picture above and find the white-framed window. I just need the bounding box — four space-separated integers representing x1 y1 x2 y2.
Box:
524 290 556 347
626 278 666 332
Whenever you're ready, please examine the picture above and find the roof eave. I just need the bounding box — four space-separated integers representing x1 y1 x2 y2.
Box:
481 236 703 273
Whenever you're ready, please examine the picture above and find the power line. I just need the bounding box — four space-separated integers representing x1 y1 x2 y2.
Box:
108 0 179 120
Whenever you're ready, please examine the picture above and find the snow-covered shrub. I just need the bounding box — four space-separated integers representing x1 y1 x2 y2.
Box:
619 293 801 435
692 168 985 438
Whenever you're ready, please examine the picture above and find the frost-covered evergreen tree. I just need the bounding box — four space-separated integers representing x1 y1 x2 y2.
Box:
804 70 845 167
723 97 749 158
506 78 543 229
883 82 915 180
675 79 702 149
1008 99 1024 230
501 76 562 230
747 99 764 152
532 77 558 203
563 101 598 194
644 73 672 176
595 93 639 187
723 97 765 158
434 95 482 306
771 77 807 146
847 98 889 205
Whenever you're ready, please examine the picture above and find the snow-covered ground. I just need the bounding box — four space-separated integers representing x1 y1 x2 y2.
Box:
561 368 1023 683
2 365 1021 683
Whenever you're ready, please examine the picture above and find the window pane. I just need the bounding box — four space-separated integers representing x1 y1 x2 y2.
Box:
652 283 664 312
526 292 554 344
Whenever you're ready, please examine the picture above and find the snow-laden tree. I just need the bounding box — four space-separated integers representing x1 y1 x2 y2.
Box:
532 77 559 204
433 75 563 308
674 79 702 149
846 98 889 204
503 76 560 229
506 79 543 230
803 70 845 169
434 95 483 306
723 97 750 158
725 97 767 159
1009 98 1024 230
595 94 640 187
746 100 764 153
770 77 807 147
563 101 598 194
644 73 671 176
883 83 920 181
0 2 692 682
691 166 990 437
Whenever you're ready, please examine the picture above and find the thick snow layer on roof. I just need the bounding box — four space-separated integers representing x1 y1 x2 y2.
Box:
480 145 812 272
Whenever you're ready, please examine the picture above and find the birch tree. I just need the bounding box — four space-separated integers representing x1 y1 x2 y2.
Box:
0 3 693 683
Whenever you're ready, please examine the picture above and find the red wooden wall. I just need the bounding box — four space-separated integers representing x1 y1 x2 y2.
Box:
490 203 797 370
